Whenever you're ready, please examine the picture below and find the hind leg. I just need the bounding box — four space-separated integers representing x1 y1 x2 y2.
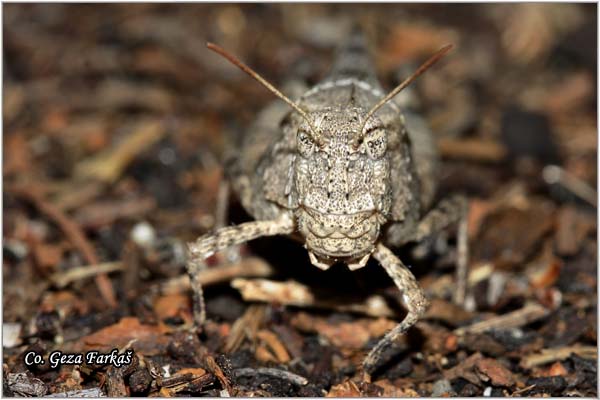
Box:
384 195 469 305
362 243 429 382
414 195 469 305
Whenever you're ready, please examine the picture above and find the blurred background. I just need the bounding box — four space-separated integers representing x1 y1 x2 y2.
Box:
3 4 597 397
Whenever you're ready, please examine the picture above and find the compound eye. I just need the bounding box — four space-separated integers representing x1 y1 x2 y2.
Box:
365 130 387 159
297 130 315 157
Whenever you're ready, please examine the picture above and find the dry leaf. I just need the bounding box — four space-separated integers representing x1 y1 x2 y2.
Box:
79 317 171 354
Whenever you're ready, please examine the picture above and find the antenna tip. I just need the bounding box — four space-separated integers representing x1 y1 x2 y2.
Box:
441 44 454 53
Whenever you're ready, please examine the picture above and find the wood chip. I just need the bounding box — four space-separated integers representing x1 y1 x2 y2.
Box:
326 379 362 397
291 312 397 350
443 352 484 385
225 304 266 353
159 257 274 295
153 294 191 322
45 387 105 397
232 278 395 317
454 303 550 335
555 206 594 256
6 373 47 397
520 345 597 369
79 317 171 354
105 366 128 397
256 329 291 363
475 358 515 386
74 120 165 184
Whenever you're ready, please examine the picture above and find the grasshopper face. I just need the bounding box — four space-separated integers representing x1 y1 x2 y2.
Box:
293 107 391 270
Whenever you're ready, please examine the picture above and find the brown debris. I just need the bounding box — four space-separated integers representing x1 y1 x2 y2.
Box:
473 203 555 269
555 206 595 256
73 196 157 229
256 329 291 363
454 302 551 335
204 355 233 395
32 242 64 273
374 378 420 397
225 304 267 353
5 372 47 397
520 345 597 369
153 294 192 323
424 298 474 326
159 257 275 295
326 379 362 397
79 317 171 354
443 352 484 385
49 261 123 289
74 120 166 184
235 367 308 386
538 361 569 377
156 368 214 396
291 312 397 350
232 278 396 317
105 366 129 397
7 184 117 307
3 4 596 397
475 358 515 387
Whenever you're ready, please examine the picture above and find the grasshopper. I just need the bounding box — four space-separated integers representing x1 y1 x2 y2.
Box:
188 31 468 382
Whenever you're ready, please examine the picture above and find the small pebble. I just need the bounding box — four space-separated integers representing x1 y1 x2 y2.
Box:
3 323 22 348
131 222 156 248
431 379 455 397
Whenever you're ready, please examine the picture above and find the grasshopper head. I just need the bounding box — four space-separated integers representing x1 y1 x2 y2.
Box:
293 107 390 270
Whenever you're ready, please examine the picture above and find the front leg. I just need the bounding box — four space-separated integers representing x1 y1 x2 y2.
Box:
362 243 429 383
186 214 294 328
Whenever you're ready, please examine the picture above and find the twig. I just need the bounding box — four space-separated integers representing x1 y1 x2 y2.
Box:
543 165 597 207
73 196 157 229
159 257 274 295
234 368 308 386
454 303 550 335
225 304 266 353
231 278 396 317
158 373 214 395
510 384 537 396
256 330 291 363
74 120 165 184
50 261 123 288
50 256 273 292
7 184 117 307
51 181 105 212
205 355 232 395
45 388 105 397
520 345 597 368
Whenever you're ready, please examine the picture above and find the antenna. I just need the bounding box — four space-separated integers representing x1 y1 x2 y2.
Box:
207 42 323 146
354 44 453 148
